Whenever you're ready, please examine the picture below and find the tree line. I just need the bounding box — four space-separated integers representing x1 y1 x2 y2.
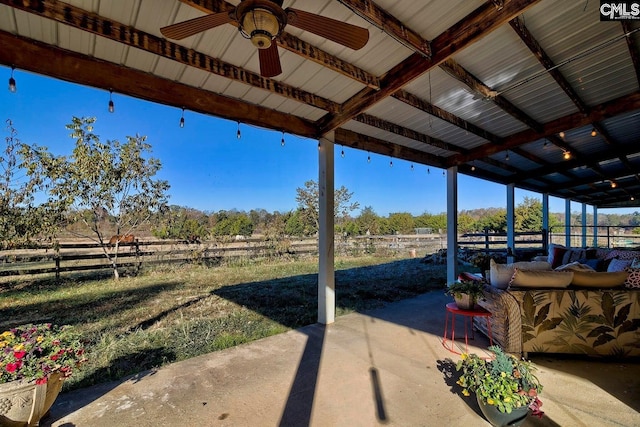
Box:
3 117 640 279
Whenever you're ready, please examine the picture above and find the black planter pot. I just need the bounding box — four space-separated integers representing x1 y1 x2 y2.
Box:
476 394 529 427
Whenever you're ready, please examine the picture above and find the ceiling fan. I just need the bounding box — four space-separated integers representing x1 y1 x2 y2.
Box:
160 0 370 77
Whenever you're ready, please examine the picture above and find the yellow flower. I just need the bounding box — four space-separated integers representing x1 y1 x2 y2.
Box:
13 344 25 351
1 331 13 338
36 335 44 343
461 353 468 360
501 372 506 378
462 389 470 396
487 398 495 405
504 397 511 403
0 341 5 348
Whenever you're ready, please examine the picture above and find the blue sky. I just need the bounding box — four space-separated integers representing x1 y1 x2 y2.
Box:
2 66 637 217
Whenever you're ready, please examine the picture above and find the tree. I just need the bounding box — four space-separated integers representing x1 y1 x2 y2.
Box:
211 210 254 237
1 119 65 249
152 205 209 241
355 206 383 235
387 212 414 234
294 180 360 234
26 117 170 279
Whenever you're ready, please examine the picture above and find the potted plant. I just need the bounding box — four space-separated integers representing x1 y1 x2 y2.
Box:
445 279 485 309
456 346 543 427
0 323 86 426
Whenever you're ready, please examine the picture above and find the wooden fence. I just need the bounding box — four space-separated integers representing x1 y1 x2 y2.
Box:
0 234 447 280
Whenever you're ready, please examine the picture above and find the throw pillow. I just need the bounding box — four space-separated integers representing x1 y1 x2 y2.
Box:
624 268 640 289
489 259 515 289
547 243 567 268
555 261 595 272
571 271 628 288
607 258 632 272
509 269 573 289
632 258 640 269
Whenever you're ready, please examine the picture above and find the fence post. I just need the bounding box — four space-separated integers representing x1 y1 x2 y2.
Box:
54 240 60 280
484 228 490 251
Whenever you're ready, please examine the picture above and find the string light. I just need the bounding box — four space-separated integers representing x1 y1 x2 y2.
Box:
317 141 321 150
591 128 597 137
281 131 285 147
471 162 476 172
611 181 617 188
389 158 393 168
8 66 16 93
427 168 430 174
559 131 565 139
505 150 510 161
108 90 114 113
237 121 241 140
563 150 571 160
179 108 185 128
442 170 445 177
341 146 345 158
367 152 371 163
410 164 414 171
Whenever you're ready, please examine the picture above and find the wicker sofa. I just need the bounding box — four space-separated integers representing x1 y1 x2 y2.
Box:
475 286 640 357
471 246 640 357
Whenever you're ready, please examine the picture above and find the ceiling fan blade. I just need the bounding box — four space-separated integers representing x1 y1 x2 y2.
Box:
258 43 282 78
160 12 233 40
286 8 369 50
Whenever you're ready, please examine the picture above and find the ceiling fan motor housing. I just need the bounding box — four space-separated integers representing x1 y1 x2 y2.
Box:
236 0 288 49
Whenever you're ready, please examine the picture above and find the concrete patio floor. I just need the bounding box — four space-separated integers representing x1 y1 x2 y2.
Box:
44 291 640 427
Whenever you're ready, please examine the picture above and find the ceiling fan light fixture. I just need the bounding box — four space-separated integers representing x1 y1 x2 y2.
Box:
236 1 287 49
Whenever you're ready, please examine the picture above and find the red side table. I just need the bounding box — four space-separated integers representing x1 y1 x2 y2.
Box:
442 302 493 355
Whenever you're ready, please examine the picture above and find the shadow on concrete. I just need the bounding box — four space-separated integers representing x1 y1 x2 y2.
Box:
278 323 326 427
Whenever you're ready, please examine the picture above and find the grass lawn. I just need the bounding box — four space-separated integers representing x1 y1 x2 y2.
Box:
0 254 454 391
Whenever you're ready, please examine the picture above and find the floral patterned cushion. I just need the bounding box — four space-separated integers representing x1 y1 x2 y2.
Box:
625 268 640 289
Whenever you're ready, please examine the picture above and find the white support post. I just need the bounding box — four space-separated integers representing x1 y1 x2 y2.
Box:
318 135 335 324
593 206 599 247
446 166 458 285
507 184 515 263
581 203 587 248
542 193 549 250
565 199 572 247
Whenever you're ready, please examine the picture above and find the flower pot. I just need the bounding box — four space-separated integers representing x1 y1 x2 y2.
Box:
454 294 476 310
476 394 529 427
0 373 63 427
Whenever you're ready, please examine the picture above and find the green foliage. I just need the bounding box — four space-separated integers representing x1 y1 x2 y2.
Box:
387 212 415 234
445 280 484 301
1 120 66 249
295 180 360 234
456 346 543 415
211 210 254 236
25 117 170 279
152 205 209 240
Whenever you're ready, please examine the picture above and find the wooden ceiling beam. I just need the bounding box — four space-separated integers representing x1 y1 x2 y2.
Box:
622 21 640 87
353 114 465 154
392 90 503 144
439 59 543 133
335 0 431 58
449 91 640 165
180 0 380 89
318 0 543 133
1 0 340 114
510 17 589 114
334 128 447 168
0 31 318 138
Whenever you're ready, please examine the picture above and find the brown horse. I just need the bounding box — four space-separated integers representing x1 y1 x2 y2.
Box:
108 234 135 246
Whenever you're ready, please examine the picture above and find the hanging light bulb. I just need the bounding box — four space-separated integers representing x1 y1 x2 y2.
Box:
611 181 617 188
631 196 635 201
389 158 393 168
108 90 114 113
563 150 571 160
471 163 476 172
367 153 371 163
179 108 185 128
427 168 431 175
8 66 16 93
341 147 345 158
505 150 510 161
559 131 565 139
591 128 597 137
237 122 241 140
317 141 321 150
442 170 445 177
410 164 414 171
281 131 285 147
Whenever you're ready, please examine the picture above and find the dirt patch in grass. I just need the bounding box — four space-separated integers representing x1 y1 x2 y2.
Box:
0 255 451 391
